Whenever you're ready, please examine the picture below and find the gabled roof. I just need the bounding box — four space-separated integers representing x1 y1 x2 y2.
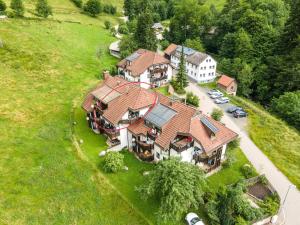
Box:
117 49 169 77
217 75 235 87
164 43 177 55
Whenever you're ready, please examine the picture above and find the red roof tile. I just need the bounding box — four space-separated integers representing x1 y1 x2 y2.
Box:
217 75 235 87
117 49 169 77
164 43 178 55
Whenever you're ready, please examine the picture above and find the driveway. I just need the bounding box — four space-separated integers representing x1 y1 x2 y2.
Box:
186 82 300 225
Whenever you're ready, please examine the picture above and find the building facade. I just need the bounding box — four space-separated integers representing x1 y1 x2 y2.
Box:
117 49 173 89
82 74 238 172
164 44 217 83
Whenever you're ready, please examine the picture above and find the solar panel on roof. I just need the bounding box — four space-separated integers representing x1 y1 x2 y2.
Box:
177 46 196 55
126 52 140 61
200 117 219 134
145 104 177 128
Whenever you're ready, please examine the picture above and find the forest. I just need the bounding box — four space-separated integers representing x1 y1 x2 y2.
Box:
123 0 300 129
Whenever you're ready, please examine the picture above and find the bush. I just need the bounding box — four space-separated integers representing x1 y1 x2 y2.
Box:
103 4 116 15
36 0 52 18
70 0 82 8
110 27 116 36
259 194 280 215
0 0 6 12
118 24 129 34
104 20 111 29
270 91 300 130
211 108 224 121
160 39 169 50
126 19 137 33
83 0 101 17
103 152 124 173
10 0 24 17
228 138 240 149
222 152 236 168
241 164 255 178
186 92 199 107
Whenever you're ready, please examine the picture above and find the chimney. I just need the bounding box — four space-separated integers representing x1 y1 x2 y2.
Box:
103 70 110 80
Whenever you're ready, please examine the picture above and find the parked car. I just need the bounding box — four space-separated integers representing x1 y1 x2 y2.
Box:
210 92 224 99
227 106 243 113
215 97 230 104
185 213 205 225
233 110 248 118
207 89 220 95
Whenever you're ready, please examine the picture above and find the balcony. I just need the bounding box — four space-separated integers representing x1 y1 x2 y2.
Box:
170 140 194 152
137 151 154 162
150 75 168 83
147 130 158 141
137 140 153 151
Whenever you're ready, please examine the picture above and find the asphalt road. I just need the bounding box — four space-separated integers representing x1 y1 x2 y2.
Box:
186 82 300 225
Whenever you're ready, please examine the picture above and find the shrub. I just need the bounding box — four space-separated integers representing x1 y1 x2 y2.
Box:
126 19 137 33
241 164 255 178
186 92 199 107
104 20 111 29
160 39 169 50
10 0 24 17
211 108 224 121
118 23 129 34
83 0 101 17
103 4 116 15
235 216 248 225
259 175 268 185
0 0 6 12
259 194 280 215
228 138 240 149
103 152 124 173
36 0 52 18
110 27 117 36
70 0 82 8
222 152 236 168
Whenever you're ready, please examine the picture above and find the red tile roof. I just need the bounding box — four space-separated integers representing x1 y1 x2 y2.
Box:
217 75 235 87
83 75 238 152
190 115 238 154
117 49 169 77
164 43 178 55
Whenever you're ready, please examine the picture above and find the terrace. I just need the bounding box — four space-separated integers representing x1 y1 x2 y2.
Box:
170 138 194 152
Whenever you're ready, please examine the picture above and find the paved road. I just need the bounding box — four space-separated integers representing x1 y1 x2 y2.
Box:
186 82 300 225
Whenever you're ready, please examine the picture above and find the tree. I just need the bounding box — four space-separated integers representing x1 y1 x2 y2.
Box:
134 10 157 50
0 0 6 12
211 108 223 121
137 158 207 223
104 20 111 29
70 0 82 8
36 0 52 18
119 34 138 58
103 152 124 173
270 91 300 129
186 37 205 52
236 62 253 97
83 0 101 17
175 46 189 90
10 0 25 17
186 92 199 107
118 23 129 34
124 0 137 20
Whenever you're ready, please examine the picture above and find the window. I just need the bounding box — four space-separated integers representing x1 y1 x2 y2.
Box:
212 72 214 75
209 59 211 62
206 59 208 62
204 66 206 69
201 67 203 70
156 152 160 159
208 158 215 166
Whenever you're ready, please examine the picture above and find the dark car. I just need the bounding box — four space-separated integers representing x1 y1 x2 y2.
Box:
233 110 248 118
227 106 243 113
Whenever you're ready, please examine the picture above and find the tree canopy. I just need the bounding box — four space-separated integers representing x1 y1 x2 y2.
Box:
36 0 52 18
10 0 25 17
137 158 207 223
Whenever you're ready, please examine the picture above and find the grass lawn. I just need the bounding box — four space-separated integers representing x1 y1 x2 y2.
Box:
155 85 170 96
73 108 159 224
0 0 152 224
208 147 257 191
198 80 217 89
229 96 300 189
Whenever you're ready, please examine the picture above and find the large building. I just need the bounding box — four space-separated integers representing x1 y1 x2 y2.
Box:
82 73 238 172
164 44 217 83
117 49 172 89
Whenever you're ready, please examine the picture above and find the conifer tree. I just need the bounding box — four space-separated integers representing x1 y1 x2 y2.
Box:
36 0 52 18
176 46 189 90
10 0 24 17
0 0 7 13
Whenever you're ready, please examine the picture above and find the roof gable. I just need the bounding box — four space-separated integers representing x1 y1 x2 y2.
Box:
217 75 235 87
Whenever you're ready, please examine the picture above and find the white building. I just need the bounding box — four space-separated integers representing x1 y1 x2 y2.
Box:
82 74 238 172
164 44 217 83
117 49 172 89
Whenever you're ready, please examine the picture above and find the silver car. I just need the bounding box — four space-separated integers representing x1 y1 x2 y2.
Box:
215 97 229 104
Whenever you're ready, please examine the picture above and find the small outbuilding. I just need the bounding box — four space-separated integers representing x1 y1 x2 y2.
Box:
217 75 237 96
109 40 121 58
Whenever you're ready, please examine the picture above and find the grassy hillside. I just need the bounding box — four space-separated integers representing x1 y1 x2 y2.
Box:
0 1 151 224
230 96 300 189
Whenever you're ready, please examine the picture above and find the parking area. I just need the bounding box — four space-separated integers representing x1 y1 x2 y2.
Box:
186 83 248 132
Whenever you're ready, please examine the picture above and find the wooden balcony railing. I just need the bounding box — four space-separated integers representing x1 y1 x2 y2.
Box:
137 141 153 151
170 140 194 152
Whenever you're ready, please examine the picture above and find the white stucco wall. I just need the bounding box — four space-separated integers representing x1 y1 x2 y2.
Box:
117 124 128 148
221 144 227 160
